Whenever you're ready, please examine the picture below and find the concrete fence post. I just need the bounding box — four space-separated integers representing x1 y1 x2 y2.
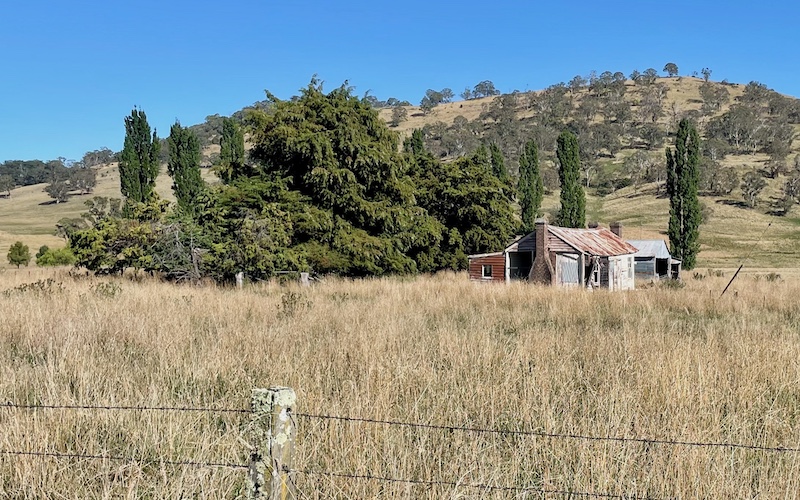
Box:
236 272 244 289
248 387 297 500
299 272 310 287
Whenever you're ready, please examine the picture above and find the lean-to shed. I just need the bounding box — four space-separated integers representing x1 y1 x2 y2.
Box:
627 239 681 280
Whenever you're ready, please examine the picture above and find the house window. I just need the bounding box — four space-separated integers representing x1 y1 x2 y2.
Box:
482 265 493 279
628 256 633 279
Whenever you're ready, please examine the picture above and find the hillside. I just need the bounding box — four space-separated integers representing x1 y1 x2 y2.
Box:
2 75 800 273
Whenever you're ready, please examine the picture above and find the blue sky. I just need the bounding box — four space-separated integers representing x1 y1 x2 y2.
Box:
1 0 798 163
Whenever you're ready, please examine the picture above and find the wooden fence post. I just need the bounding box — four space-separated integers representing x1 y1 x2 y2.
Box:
248 387 297 500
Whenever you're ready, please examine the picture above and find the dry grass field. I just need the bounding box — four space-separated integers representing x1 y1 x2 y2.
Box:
2 268 800 498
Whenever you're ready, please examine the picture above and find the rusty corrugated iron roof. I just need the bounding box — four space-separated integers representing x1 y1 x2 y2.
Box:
547 226 638 257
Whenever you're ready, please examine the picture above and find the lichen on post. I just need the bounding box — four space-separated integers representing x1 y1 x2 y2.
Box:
248 387 297 499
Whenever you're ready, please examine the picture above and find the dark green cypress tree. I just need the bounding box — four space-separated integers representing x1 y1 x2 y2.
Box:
667 119 701 269
119 108 160 204
556 130 586 228
404 129 426 156
518 139 544 233
167 121 205 215
217 117 246 184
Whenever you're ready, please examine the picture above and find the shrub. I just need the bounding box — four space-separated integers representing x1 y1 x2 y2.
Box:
36 247 76 267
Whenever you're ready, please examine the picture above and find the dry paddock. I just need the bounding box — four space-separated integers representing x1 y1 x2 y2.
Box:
1 267 800 498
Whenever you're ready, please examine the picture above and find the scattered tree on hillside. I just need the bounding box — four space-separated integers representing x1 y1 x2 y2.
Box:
699 81 729 115
167 121 205 215
663 62 679 77
7 241 31 268
71 167 97 195
389 106 408 127
623 150 659 193
699 158 738 196
518 139 544 232
666 119 701 270
81 147 115 168
45 179 70 203
0 174 13 198
420 88 453 113
741 170 767 208
119 108 161 205
556 130 586 228
472 81 500 98
568 75 587 94
216 117 247 184
701 68 712 82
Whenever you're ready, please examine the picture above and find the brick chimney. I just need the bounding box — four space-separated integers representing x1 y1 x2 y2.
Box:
610 222 623 238
529 218 553 285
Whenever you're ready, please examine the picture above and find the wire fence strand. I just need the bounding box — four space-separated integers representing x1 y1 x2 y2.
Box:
296 412 800 454
0 449 248 469
6 401 798 454
1 402 248 414
295 469 657 499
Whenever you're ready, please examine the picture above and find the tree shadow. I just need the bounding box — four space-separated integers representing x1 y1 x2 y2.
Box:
38 200 59 206
715 199 750 209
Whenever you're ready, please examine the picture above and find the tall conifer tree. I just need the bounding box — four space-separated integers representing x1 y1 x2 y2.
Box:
556 130 585 228
119 108 160 204
489 142 509 184
217 117 246 184
519 139 544 233
666 119 701 269
167 121 204 215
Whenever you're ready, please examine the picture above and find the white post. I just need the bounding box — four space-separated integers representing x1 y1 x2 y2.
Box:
248 387 297 500
299 272 310 287
236 272 244 289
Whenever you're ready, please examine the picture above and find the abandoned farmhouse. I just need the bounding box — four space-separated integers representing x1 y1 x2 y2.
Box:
468 219 680 290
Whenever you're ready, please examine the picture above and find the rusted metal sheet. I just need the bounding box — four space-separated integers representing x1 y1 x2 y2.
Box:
547 226 638 257
468 253 505 282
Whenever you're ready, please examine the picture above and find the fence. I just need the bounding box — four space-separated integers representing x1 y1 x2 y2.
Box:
3 387 800 499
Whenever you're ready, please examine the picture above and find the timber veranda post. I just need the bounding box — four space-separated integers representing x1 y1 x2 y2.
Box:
248 387 297 500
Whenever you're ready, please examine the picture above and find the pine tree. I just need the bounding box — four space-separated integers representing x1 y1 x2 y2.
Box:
7 241 30 268
519 139 544 233
666 118 702 269
217 117 246 184
167 121 205 215
119 108 160 204
556 130 586 228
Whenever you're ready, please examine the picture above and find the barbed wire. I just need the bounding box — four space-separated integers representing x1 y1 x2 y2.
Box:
296 412 800 454
7 401 799 455
1 402 248 414
0 449 248 469
294 469 657 499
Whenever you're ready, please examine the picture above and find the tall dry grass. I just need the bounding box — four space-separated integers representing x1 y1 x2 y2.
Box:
1 268 800 498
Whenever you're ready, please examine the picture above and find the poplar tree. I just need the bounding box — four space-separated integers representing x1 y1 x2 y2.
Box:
518 139 544 233
556 130 585 228
489 142 509 184
666 118 701 269
167 121 205 215
119 108 160 204
217 117 246 184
